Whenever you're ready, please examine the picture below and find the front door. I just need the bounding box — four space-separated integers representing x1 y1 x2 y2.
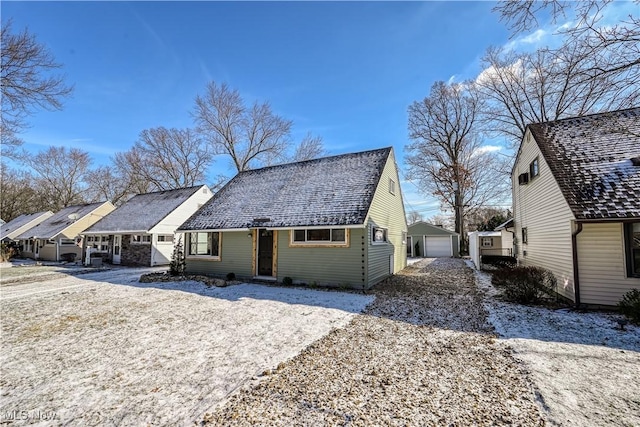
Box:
257 229 273 276
112 235 121 264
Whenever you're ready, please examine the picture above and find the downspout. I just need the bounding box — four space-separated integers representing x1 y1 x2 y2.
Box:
571 222 583 308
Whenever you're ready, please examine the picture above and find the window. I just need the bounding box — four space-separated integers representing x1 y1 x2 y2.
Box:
157 235 174 243
389 179 396 195
625 222 640 278
188 232 220 257
291 228 348 245
481 237 493 247
529 157 539 179
131 235 151 244
372 227 388 244
60 238 76 246
522 227 528 244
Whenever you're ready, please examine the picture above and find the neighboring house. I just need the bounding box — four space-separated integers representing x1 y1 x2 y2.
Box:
17 202 115 262
0 211 54 243
177 147 408 289
83 185 212 266
512 107 640 307
407 222 459 257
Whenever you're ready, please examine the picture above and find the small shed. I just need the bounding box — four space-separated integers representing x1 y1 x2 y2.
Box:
407 222 459 258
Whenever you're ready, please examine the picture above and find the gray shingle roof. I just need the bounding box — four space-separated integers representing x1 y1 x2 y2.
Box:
1 211 52 240
179 147 392 231
528 107 640 220
86 186 205 233
16 203 109 240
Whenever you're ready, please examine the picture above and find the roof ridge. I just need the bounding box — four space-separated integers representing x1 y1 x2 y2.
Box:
237 147 393 175
528 106 640 128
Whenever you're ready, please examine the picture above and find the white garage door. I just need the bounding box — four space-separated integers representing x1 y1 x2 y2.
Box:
424 236 452 257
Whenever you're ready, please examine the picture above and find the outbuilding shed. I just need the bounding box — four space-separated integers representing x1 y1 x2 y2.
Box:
407 222 459 258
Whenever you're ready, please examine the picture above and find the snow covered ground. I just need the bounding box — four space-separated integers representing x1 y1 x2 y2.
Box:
474 266 640 427
0 269 373 425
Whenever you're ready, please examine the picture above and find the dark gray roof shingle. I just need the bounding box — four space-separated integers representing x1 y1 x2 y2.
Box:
179 148 392 230
528 107 640 220
86 186 205 233
16 203 109 240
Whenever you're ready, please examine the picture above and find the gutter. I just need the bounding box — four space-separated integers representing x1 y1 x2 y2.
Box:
571 222 584 308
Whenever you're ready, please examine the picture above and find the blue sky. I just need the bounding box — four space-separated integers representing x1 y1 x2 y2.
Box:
4 1 521 217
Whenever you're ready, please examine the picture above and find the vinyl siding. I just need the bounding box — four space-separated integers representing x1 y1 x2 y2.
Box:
408 222 460 257
365 150 408 286
60 202 116 242
513 130 576 301
149 186 212 235
577 223 640 306
185 231 253 278
276 228 366 288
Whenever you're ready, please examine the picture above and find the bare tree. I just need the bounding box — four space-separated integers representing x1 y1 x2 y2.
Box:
486 1 639 146
477 44 636 147
406 210 424 225
84 166 132 206
115 127 213 192
427 213 455 231
1 20 73 156
0 163 47 222
290 132 327 162
22 146 90 211
193 81 293 172
406 81 510 252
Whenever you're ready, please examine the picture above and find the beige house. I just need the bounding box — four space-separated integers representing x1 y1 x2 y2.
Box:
17 202 115 262
83 185 212 266
1 211 53 242
177 147 408 289
512 108 640 307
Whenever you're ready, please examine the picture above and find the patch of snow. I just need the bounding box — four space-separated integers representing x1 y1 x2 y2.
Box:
0 270 373 425
475 268 640 426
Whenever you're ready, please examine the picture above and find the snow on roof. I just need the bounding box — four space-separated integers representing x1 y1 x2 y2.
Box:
527 107 640 220
179 148 392 231
0 211 52 240
86 186 206 233
16 203 109 240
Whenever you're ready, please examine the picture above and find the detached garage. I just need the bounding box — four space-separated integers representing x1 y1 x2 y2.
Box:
407 222 459 258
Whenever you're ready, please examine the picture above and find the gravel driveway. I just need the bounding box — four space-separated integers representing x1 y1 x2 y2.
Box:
205 258 546 426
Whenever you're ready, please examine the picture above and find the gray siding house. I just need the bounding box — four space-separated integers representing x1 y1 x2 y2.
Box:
83 185 212 266
512 107 640 307
407 222 459 257
178 147 408 289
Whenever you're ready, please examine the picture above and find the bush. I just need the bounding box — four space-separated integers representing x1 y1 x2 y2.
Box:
226 272 236 281
0 242 18 262
482 255 517 269
169 237 186 276
618 289 640 325
282 276 293 286
492 266 557 304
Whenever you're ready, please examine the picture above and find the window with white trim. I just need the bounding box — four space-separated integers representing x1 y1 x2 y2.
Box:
157 235 174 243
291 228 348 245
372 227 388 244
131 235 151 244
60 238 76 246
529 157 539 179
188 232 220 257
481 237 493 247
522 227 528 244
